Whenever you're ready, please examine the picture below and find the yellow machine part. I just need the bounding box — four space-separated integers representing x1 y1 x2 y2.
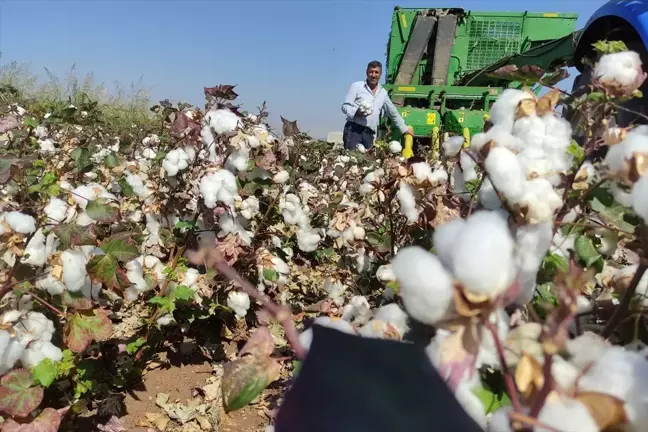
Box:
402 134 414 159
462 127 471 148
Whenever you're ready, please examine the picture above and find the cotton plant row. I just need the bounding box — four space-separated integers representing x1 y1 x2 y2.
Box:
279 47 648 432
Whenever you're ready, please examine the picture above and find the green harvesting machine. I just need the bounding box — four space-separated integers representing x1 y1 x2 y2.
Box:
379 7 579 157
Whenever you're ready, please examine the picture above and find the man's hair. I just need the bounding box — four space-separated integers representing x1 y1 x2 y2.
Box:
367 60 382 70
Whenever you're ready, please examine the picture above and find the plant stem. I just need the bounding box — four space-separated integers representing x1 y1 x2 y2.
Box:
485 320 522 413
602 262 648 338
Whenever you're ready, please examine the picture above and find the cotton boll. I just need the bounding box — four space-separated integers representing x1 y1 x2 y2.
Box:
206 109 241 135
577 345 648 426
565 332 611 370
487 406 514 432
162 148 190 176
21 228 52 267
388 140 402 153
21 340 63 369
478 178 503 210
44 197 69 224
0 332 28 375
38 138 56 154
451 211 515 298
631 174 648 222
225 147 250 173
227 291 250 317
514 222 553 304
397 180 419 223
156 314 175 327
374 303 409 338
21 312 55 343
2 211 37 234
273 170 290 184
376 264 396 282
535 397 599 432
391 246 454 325
35 272 66 295
485 147 526 204
518 178 563 223
594 51 645 91
296 227 321 252
489 89 535 132
411 162 433 183
459 151 478 181
433 218 465 270
512 114 545 148
341 296 372 324
61 249 88 292
610 182 634 207
240 196 260 220
126 173 152 200
199 170 239 209
604 133 648 175
455 383 487 428
442 135 465 157
476 309 510 368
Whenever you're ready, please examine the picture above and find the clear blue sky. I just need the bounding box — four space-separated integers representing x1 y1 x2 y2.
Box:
1 0 605 138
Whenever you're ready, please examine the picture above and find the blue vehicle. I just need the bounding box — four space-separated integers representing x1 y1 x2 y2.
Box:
572 0 648 127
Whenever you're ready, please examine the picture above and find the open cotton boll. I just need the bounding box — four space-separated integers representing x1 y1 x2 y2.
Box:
514 222 553 304
296 227 321 252
397 180 419 224
240 196 260 220
273 170 290 184
376 264 396 282
205 109 241 135
225 147 250 173
442 135 465 157
487 406 514 432
2 211 37 234
341 296 372 324
411 162 434 183
162 148 190 176
604 132 648 175
476 309 510 368
541 113 572 144
631 174 648 222
21 312 55 343
478 178 503 210
391 246 454 325
227 291 250 318
455 383 487 428
489 89 535 132
534 397 599 432
44 197 69 224
38 138 56 154
577 346 648 428
459 151 478 181
218 213 253 246
610 182 634 207
565 332 611 370
61 249 88 292
485 147 526 204
374 303 409 338
35 272 66 295
518 178 563 223
21 229 57 267
0 332 28 375
433 218 465 270
199 170 239 209
388 140 402 153
512 114 545 148
595 51 645 88
21 340 63 369
451 211 516 298
1 310 22 325
326 281 347 306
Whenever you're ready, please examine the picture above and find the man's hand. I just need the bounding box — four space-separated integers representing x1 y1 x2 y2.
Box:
404 126 414 136
354 108 368 118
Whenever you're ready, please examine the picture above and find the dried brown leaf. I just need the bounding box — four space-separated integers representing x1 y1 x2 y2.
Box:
577 392 627 430
536 89 560 116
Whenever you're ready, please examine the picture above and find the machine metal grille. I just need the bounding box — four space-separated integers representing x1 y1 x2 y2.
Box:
466 20 522 71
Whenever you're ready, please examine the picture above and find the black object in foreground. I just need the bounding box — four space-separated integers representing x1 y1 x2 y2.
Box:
274 324 484 432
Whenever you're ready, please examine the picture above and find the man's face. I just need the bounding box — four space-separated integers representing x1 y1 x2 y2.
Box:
366 66 381 85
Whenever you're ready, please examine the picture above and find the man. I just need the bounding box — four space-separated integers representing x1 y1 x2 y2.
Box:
341 60 413 152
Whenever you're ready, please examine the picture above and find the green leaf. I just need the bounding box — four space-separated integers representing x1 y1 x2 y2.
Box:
567 141 585 166
172 285 193 302
23 117 39 128
56 350 75 376
104 152 118 168
0 154 38 185
118 177 135 197
587 91 605 102
32 359 58 388
86 198 120 223
0 368 44 417
472 385 511 414
574 235 601 267
589 188 637 234
64 309 113 353
87 254 130 291
464 178 481 195
52 223 98 249
174 220 196 231
539 252 569 283
148 295 174 313
126 338 146 355
263 268 279 282
366 232 392 254
70 147 92 171
100 237 138 263
593 39 628 55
